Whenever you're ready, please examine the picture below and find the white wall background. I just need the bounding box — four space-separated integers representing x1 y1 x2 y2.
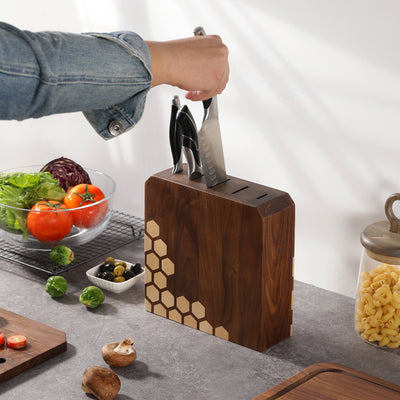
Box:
1 0 400 298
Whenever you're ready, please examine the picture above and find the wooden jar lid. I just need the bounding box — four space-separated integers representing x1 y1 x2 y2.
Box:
361 193 400 261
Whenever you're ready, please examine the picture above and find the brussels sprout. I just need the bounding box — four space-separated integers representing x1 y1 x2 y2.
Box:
50 245 75 266
80 286 105 308
45 276 68 298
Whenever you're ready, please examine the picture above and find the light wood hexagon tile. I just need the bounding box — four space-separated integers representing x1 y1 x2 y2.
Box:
144 219 230 341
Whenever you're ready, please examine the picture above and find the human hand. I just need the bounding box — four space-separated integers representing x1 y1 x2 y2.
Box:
146 34 229 101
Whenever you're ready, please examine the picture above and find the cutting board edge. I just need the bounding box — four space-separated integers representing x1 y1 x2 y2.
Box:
0 308 66 341
0 308 67 383
0 340 67 383
252 362 400 400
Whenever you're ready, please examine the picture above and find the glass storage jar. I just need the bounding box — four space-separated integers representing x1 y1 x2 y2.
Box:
355 194 400 349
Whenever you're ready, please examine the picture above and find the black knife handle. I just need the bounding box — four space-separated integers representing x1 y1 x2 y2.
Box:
169 96 183 173
202 98 212 110
177 106 201 165
177 105 202 180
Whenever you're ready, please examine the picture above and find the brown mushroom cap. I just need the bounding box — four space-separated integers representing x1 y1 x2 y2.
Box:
82 366 120 400
102 341 137 367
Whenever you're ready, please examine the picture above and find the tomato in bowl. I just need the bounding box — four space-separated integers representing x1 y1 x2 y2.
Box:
0 165 115 249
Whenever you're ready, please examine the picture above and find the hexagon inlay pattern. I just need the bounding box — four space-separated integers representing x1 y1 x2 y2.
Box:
176 296 190 314
146 284 160 303
153 303 167 318
146 220 159 238
183 315 197 329
146 252 159 271
199 320 213 334
144 234 152 252
192 301 205 319
161 290 175 308
154 271 167 290
154 239 167 257
144 219 230 342
215 326 229 340
161 258 174 276
169 309 182 324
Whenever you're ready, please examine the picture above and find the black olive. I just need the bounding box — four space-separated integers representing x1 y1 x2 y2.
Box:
101 263 115 273
123 270 135 280
98 263 107 273
131 263 143 276
100 271 114 281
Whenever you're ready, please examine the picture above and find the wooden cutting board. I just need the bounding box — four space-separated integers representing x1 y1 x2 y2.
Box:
0 308 67 383
253 363 400 399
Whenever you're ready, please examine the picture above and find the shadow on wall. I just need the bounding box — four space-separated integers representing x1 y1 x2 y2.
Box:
203 1 400 296
214 0 399 204
246 0 400 75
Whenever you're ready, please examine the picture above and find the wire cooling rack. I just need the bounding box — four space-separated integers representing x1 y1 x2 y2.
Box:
0 210 144 275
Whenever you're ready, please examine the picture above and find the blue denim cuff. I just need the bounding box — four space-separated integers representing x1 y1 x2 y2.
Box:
83 31 152 139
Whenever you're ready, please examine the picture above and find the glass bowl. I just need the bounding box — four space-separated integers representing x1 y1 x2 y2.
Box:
0 165 116 249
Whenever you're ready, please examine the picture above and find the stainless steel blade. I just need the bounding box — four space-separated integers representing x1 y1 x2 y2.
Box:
197 97 227 187
194 26 227 188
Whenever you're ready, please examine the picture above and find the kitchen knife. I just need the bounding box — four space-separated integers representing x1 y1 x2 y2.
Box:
169 95 183 173
176 105 202 180
194 26 227 188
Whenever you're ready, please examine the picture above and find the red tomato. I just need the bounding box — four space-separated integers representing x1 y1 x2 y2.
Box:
7 335 27 349
27 200 73 242
64 184 108 228
0 332 4 346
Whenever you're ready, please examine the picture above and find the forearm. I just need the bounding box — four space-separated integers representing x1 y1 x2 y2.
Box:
0 22 229 139
0 22 152 121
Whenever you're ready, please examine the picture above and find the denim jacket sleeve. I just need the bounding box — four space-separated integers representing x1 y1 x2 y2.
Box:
0 22 152 139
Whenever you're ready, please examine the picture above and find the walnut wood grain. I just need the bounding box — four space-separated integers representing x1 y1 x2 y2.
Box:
0 308 67 383
252 363 400 400
145 167 295 351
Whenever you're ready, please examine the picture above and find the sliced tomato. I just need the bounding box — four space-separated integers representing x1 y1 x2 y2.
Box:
7 335 27 349
64 184 108 228
0 332 4 346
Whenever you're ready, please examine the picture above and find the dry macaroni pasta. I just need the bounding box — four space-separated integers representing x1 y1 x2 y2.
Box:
355 263 400 348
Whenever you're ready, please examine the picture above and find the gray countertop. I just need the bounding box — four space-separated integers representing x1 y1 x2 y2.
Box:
0 239 399 399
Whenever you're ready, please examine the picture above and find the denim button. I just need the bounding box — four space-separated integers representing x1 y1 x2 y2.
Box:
108 120 124 136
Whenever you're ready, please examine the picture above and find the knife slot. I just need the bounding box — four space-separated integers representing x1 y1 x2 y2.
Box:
256 193 268 200
232 186 249 194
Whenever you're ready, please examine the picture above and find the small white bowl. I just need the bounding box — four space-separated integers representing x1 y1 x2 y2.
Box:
86 259 144 293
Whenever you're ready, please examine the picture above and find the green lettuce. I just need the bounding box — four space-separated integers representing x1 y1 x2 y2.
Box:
0 172 66 238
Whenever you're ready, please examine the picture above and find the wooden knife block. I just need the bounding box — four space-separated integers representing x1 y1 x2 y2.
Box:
144 166 295 351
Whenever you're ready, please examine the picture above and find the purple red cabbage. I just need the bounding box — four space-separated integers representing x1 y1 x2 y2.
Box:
41 157 91 192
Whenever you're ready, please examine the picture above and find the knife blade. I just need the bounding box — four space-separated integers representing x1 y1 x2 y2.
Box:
194 26 227 188
169 95 183 174
176 105 202 180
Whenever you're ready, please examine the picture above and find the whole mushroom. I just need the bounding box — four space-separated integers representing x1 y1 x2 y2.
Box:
82 366 120 400
102 337 137 367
